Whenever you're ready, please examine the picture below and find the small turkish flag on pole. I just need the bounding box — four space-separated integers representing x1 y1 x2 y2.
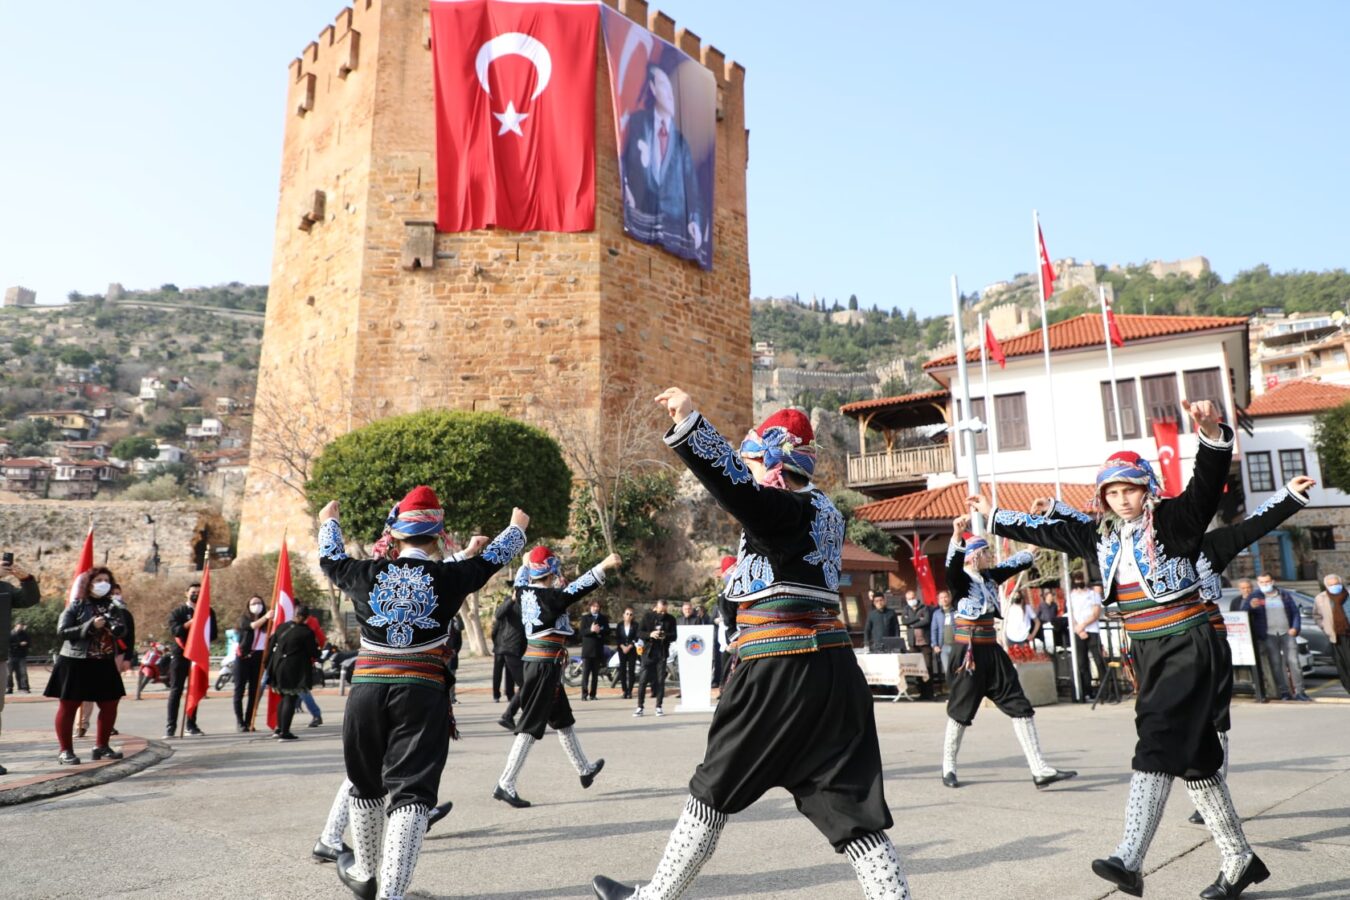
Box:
984 322 1006 368
431 0 598 233
68 525 94 606
1037 222 1056 302
1153 419 1182 499
913 535 938 606
1104 297 1125 348
183 564 214 725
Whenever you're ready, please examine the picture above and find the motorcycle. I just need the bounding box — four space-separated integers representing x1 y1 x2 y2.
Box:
562 646 678 689
136 640 172 700
319 645 357 687
214 655 237 692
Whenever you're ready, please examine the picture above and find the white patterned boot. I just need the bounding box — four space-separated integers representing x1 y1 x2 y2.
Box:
1187 774 1269 897
592 795 727 900
1012 716 1077 786
377 804 429 900
558 725 605 788
844 832 912 900
493 733 535 808
314 778 352 861
942 718 964 787
1092 771 1172 895
338 794 385 898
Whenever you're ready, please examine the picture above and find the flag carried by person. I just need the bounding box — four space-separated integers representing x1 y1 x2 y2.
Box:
183 564 215 725
68 525 94 605
1152 420 1182 499
261 542 297 732
984 321 1005 369
430 0 599 233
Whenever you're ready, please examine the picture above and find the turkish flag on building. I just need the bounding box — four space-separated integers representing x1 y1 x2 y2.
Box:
1152 419 1182 498
263 542 297 731
68 526 94 606
984 322 1006 368
183 564 214 722
1037 223 1056 301
1105 297 1125 347
913 536 938 606
431 0 598 233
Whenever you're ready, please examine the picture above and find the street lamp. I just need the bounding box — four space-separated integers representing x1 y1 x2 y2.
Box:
144 513 160 575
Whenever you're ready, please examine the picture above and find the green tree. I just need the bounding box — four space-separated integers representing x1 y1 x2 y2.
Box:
830 489 895 556
1313 402 1350 492
4 418 56 456
848 294 859 311
153 419 186 440
10 336 33 357
570 471 676 601
58 347 96 368
306 410 572 542
111 435 158 460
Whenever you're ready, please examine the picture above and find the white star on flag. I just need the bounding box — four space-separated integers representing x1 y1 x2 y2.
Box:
494 101 529 137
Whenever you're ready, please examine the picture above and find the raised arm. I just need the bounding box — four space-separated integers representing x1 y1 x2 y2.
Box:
316 504 374 593
562 553 623 600
1164 401 1235 539
658 388 804 538
983 550 1036 586
440 511 531 597
1200 477 1312 575
971 493 1096 558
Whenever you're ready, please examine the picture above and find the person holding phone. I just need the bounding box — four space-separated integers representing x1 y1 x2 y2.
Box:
0 553 40 775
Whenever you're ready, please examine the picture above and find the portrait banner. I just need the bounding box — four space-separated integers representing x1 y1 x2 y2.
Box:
600 7 715 269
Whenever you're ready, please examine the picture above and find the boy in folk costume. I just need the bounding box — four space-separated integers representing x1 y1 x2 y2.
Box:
941 515 1077 790
1030 476 1313 827
318 487 527 900
973 400 1269 900
493 545 622 808
593 390 910 900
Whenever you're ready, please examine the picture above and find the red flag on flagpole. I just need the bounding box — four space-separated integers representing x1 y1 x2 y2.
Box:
263 542 297 731
1105 297 1125 348
1037 223 1057 301
1152 420 1182 499
430 0 598 233
68 526 94 605
912 535 938 606
984 322 1006 369
183 564 214 722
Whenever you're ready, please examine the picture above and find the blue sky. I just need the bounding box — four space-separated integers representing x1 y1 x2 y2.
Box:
2 1 1345 316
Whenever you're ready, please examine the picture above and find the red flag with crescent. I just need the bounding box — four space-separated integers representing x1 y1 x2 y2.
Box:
1037 223 1056 301
984 322 1006 368
431 0 598 232
1153 419 1182 498
912 535 938 606
1105 297 1125 347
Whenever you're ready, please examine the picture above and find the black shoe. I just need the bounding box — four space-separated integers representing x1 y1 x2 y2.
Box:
186 725 204 736
581 758 605 789
91 745 123 761
493 785 530 808
497 716 515 731
237 723 249 733
0 763 6 775
1034 769 1078 788
58 750 81 765
1200 853 1270 899
1189 809 1205 825
592 875 637 899
580 695 589 701
110 728 119 736
164 729 176 739
75 725 87 739
312 840 349 862
278 732 299 741
309 716 323 727
427 801 453 832
494 696 501 703
1092 856 1143 897
336 851 377 900
942 772 959 788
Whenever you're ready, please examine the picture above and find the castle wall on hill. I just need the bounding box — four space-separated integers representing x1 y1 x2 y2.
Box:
238 0 751 559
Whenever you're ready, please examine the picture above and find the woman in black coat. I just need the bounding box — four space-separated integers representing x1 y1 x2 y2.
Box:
266 606 319 741
45 567 129 764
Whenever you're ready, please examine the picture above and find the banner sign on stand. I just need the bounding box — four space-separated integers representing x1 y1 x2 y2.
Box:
675 624 715 711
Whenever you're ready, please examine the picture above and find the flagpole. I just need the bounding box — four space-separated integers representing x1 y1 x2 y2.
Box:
951 275 984 534
1101 285 1126 446
978 313 1001 559
1035 210 1080 700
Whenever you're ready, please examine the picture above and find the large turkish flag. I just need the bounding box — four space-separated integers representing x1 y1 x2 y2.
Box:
431 0 598 233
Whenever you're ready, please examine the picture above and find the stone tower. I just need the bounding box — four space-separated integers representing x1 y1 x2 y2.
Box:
237 0 751 558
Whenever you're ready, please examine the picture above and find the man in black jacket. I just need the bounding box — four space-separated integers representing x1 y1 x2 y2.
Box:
165 582 216 738
267 606 320 741
635 599 677 717
614 607 641 699
234 595 270 732
579 599 610 701
863 592 900 652
494 587 527 730
1 557 40 774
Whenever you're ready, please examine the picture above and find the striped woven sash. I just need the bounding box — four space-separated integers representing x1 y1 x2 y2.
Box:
733 601 850 660
524 632 569 664
1204 600 1226 634
352 647 449 688
1116 582 1209 639
954 616 998 645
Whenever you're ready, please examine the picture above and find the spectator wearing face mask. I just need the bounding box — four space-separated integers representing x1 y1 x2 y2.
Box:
46 567 129 764
75 583 134 739
235 595 271 731
1243 574 1308 701
1313 574 1350 694
900 590 934 699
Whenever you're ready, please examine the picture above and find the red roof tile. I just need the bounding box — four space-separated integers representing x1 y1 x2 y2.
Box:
857 481 1096 524
1 458 53 469
841 540 900 572
1247 379 1350 418
839 389 950 416
925 313 1247 369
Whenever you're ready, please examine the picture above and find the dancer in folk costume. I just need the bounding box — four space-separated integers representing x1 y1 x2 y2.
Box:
1031 476 1313 826
593 389 909 900
973 400 1268 899
941 515 1077 790
493 545 622 808
318 488 527 900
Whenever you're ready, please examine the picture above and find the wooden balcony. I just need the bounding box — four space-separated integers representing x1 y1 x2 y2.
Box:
846 444 952 490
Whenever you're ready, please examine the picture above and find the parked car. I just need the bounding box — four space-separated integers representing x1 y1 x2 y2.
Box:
1219 588 1333 676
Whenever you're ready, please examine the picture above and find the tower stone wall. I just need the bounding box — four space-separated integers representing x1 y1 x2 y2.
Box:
237 0 751 558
